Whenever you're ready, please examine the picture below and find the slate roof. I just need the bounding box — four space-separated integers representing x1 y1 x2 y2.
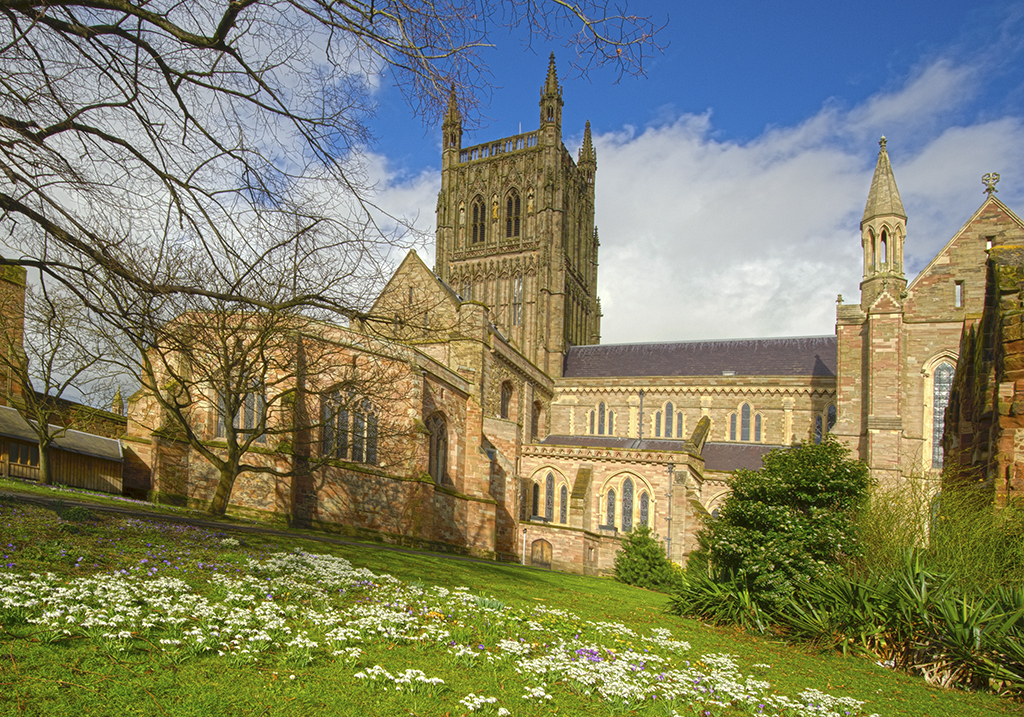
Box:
702 442 782 473
563 336 837 378
0 405 123 462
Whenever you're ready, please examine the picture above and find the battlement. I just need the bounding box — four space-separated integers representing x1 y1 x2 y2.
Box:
458 131 539 164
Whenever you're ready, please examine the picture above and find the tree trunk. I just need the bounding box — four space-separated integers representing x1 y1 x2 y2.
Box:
208 466 236 516
38 443 52 486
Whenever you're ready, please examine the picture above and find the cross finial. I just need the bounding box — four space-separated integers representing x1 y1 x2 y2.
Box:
879 136 887 151
983 172 1000 195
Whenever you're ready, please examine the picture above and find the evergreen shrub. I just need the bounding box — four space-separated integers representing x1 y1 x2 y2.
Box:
613 525 681 593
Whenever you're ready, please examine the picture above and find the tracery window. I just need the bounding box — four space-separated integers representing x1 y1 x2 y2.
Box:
622 478 634 532
560 485 568 524
506 189 521 238
350 399 378 464
639 492 650 528
427 413 448 483
545 472 555 521
217 387 267 444
321 391 349 459
471 196 486 244
729 403 760 443
932 362 955 468
606 489 616 528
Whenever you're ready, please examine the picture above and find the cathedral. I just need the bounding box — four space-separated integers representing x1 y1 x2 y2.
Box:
64 55 1024 573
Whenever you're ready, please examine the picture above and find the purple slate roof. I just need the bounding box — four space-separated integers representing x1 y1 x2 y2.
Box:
563 336 837 378
702 442 782 472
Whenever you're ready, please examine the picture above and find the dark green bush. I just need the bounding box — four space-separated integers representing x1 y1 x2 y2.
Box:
613 525 681 593
698 435 870 609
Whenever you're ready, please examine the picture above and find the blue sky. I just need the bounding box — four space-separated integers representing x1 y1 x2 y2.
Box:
365 1 1024 344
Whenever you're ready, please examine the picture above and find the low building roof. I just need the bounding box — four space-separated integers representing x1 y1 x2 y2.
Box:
0 405 123 462
563 336 837 378
702 442 783 472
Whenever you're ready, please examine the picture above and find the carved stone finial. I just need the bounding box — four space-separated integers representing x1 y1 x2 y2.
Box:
836 294 844 305
879 136 887 151
983 172 1000 195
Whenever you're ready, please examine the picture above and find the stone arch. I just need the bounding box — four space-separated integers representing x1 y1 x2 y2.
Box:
527 466 570 523
599 471 654 533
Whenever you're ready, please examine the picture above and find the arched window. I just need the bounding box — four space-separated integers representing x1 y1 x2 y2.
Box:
217 386 267 444
531 401 542 442
729 413 737 441
655 411 662 438
506 189 521 238
532 482 540 517
597 402 606 435
511 274 523 326
814 414 823 444
500 381 513 419
639 492 649 527
471 196 486 244
607 410 614 436
664 402 674 438
933 362 955 468
676 412 684 438
321 391 349 459
589 410 595 435
622 478 634 532
545 472 555 521
827 404 837 432
754 414 762 443
606 489 616 529
427 413 448 483
880 229 888 264
740 403 751 442
559 485 568 524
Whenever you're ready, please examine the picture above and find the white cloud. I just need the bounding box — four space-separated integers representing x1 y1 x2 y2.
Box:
592 59 1024 343
371 56 1024 345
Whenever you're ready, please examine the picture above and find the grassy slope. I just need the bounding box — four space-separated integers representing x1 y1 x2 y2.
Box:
0 483 1018 717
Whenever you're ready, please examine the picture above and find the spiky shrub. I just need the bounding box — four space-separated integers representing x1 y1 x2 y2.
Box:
699 436 870 610
613 525 682 593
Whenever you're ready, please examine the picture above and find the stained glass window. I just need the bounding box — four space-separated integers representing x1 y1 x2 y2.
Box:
560 485 568 524
933 362 955 468
741 403 751 442
665 402 674 438
622 478 634 532
754 414 761 443
545 472 554 521
639 492 649 527
606 489 616 528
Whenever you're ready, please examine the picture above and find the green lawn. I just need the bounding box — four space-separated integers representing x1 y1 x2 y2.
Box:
0 489 1018 717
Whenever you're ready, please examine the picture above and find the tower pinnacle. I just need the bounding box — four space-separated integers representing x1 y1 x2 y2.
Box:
862 136 906 224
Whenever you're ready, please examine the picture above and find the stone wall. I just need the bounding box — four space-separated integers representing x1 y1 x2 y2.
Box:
945 245 1024 505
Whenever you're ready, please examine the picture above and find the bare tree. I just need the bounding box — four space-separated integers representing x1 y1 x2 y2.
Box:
0 0 663 512
0 279 111 485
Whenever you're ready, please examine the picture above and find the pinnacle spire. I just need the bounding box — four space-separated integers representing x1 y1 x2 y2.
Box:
443 84 460 125
862 136 906 223
578 120 596 165
544 52 559 96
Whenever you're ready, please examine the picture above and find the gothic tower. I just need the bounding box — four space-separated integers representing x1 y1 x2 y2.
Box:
835 137 908 484
434 54 601 378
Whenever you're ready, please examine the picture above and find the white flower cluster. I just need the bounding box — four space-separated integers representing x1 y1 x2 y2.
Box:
0 548 880 717
458 692 497 711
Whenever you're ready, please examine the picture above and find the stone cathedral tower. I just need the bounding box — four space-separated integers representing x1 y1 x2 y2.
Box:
434 54 601 378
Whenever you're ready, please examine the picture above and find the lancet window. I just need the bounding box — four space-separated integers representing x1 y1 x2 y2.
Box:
506 189 521 238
